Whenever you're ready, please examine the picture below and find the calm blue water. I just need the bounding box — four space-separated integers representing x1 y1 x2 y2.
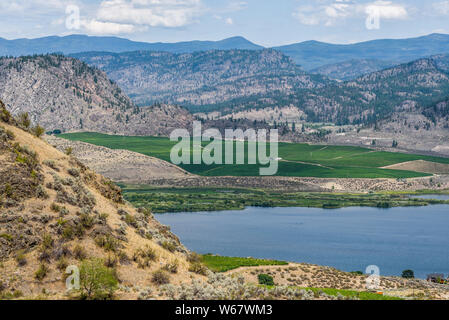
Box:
410 194 449 200
156 205 449 279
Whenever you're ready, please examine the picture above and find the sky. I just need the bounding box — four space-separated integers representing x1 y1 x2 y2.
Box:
1 0 449 46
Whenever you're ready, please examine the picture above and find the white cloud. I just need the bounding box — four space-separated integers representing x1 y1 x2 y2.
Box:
293 0 408 27
81 19 136 35
292 6 321 26
225 1 247 12
0 0 66 14
95 0 204 28
365 1 408 20
433 1 449 15
225 17 234 25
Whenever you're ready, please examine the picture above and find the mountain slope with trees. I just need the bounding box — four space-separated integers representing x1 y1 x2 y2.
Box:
72 49 329 108
0 55 193 135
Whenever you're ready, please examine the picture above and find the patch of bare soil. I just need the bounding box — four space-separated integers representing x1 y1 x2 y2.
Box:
383 160 449 174
45 136 191 184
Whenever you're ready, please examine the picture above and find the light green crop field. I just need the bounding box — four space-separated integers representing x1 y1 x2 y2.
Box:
201 254 288 272
59 132 449 179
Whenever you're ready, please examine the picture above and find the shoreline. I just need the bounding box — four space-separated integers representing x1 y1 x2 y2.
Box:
120 185 449 214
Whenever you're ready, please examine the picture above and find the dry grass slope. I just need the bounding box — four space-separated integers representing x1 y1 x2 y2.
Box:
383 160 449 174
1 102 364 301
0 102 202 300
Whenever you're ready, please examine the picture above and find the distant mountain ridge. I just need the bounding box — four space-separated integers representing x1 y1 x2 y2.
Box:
274 33 449 70
3 33 449 72
0 35 263 57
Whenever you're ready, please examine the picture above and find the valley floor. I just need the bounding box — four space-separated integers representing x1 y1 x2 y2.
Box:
45 134 449 212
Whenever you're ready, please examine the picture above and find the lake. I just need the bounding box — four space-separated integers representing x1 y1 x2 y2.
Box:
410 194 449 201
156 205 449 279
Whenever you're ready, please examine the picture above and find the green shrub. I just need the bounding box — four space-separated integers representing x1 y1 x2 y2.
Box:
43 160 59 171
57 257 68 271
41 234 54 250
117 251 130 265
151 269 170 285
65 147 73 156
189 262 208 276
35 264 49 281
32 125 45 138
68 168 80 177
187 252 202 263
95 235 120 252
163 260 179 274
402 270 415 279
161 241 177 253
0 233 13 242
124 214 138 228
73 245 87 260
50 203 61 213
79 259 118 300
80 213 95 229
104 255 118 268
15 250 27 267
258 274 275 286
350 271 363 275
18 112 31 129
62 226 75 241
0 108 11 123
133 246 157 262
5 130 14 140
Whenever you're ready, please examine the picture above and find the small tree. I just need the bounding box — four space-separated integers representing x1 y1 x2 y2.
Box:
258 274 274 286
18 112 31 129
402 270 415 279
32 125 45 138
79 258 118 300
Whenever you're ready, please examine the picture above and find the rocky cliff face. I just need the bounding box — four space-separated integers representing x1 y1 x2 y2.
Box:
0 55 193 135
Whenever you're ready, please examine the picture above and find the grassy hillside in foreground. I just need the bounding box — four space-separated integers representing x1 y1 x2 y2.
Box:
58 132 449 179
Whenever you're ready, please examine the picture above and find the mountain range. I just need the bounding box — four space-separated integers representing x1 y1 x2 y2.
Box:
3 33 449 74
274 33 449 70
0 35 262 57
72 48 449 125
1 33 449 139
1 51 448 136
